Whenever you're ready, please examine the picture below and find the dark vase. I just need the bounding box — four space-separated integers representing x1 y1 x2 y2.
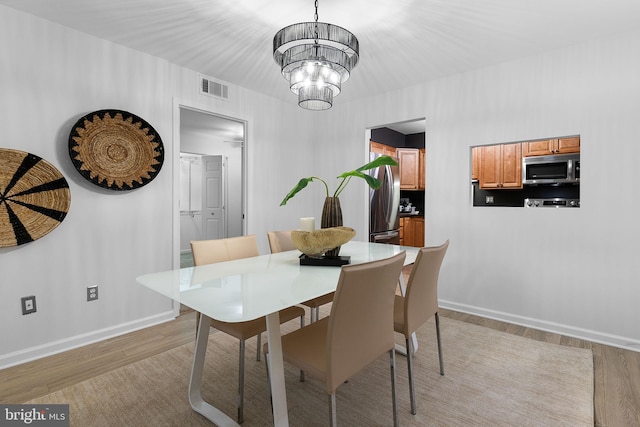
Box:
321 196 343 257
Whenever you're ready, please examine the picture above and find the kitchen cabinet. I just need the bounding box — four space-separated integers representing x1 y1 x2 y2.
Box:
399 217 406 246
397 148 420 190
418 148 426 189
522 137 580 157
370 141 396 157
479 143 522 189
372 143 425 190
412 216 424 247
399 216 424 247
471 146 480 180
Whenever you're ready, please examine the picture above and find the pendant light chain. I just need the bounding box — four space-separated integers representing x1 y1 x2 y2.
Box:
314 0 319 43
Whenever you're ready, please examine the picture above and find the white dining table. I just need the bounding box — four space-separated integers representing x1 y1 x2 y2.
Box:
136 240 419 427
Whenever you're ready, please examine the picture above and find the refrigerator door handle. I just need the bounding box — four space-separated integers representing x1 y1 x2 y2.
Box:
372 230 399 242
384 165 392 218
386 164 400 229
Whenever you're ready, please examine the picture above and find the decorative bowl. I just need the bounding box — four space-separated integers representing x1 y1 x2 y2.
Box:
291 226 356 258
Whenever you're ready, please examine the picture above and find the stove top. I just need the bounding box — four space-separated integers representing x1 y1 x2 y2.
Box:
524 198 580 208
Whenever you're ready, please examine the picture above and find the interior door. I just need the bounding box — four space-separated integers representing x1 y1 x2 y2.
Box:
201 155 225 240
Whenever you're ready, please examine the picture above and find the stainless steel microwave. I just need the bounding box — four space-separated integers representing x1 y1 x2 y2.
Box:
522 153 580 185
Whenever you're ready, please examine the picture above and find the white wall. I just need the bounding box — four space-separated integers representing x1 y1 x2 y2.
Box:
1 5 639 369
322 29 640 350
0 5 315 367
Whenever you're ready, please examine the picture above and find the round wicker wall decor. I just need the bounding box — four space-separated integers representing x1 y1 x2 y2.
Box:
68 109 164 191
0 148 71 247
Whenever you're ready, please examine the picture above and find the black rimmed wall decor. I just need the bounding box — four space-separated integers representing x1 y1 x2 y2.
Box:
68 109 164 191
0 148 71 247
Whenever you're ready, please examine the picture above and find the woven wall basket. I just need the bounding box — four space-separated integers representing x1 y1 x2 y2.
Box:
68 109 164 191
0 148 71 247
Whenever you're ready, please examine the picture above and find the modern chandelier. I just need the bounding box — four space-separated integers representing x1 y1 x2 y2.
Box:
273 0 360 110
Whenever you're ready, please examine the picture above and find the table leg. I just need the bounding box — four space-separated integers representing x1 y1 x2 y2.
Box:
394 273 419 356
265 312 289 426
188 313 240 427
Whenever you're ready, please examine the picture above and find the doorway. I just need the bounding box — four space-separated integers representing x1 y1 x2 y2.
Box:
366 119 426 247
177 106 246 267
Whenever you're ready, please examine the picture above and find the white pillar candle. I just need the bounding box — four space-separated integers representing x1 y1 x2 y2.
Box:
300 217 315 232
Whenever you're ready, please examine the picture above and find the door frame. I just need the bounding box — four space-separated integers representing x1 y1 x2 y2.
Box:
364 119 427 246
172 99 248 312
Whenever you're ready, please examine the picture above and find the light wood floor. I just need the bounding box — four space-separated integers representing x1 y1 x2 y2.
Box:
1 308 638 427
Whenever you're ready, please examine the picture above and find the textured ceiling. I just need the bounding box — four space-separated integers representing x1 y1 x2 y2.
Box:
3 0 640 107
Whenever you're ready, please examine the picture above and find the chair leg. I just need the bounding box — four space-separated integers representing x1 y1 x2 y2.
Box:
329 393 338 427
264 352 277 424
299 314 306 382
406 337 417 415
238 339 245 424
264 352 270 390
256 333 261 362
310 306 317 323
195 311 201 337
435 312 444 376
390 349 399 427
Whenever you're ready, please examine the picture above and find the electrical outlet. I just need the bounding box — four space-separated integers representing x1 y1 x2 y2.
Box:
21 296 37 315
485 195 494 204
87 285 99 301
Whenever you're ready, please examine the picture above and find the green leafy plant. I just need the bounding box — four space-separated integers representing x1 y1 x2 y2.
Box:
280 155 398 206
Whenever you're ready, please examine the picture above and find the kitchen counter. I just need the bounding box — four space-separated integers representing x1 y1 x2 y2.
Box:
399 212 422 217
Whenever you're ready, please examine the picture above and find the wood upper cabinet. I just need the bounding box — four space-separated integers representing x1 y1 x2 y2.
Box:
418 148 426 189
471 146 480 180
522 136 580 156
479 143 522 189
370 140 396 157
371 143 425 190
556 137 580 153
397 148 420 190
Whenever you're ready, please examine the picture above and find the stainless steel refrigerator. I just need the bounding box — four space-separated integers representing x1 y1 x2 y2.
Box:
369 152 400 244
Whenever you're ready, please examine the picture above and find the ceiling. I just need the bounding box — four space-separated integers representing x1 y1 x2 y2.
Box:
3 0 640 107
384 120 425 135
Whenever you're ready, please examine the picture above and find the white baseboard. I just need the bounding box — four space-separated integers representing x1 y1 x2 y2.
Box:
0 311 176 370
440 300 640 353
4 301 638 370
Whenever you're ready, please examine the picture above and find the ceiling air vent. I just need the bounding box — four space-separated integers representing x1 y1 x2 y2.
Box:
200 76 229 100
